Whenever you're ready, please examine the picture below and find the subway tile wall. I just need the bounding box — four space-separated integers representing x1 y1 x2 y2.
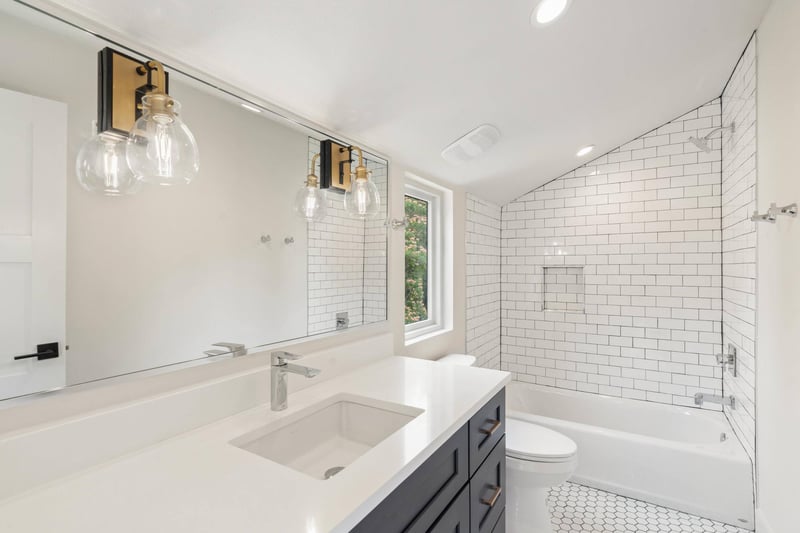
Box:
466 195 502 369
721 36 757 460
363 161 389 325
500 100 725 408
306 138 388 335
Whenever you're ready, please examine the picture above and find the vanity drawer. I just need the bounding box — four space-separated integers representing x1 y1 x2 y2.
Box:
468 388 505 475
352 425 469 533
427 485 470 533
469 436 506 533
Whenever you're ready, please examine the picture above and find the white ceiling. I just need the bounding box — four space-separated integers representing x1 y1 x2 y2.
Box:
47 0 770 205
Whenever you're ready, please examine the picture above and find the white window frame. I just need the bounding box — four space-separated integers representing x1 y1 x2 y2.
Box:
404 175 452 344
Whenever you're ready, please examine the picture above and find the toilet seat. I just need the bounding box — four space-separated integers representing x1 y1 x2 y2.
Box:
506 418 577 463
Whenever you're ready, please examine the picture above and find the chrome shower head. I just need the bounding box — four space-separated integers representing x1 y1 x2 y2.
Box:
689 136 712 153
688 122 735 154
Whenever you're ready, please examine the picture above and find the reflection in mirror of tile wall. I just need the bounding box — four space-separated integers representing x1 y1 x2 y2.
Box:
306 138 388 334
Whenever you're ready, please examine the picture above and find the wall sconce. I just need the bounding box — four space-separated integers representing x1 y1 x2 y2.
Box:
294 153 327 222
75 47 199 195
320 140 380 220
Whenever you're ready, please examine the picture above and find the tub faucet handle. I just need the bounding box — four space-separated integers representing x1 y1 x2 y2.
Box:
716 344 737 377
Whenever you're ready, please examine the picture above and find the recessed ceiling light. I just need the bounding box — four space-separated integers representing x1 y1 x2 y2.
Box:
240 102 262 113
576 145 595 157
532 0 571 26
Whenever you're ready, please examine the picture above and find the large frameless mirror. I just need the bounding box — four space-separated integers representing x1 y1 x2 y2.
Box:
0 1 388 402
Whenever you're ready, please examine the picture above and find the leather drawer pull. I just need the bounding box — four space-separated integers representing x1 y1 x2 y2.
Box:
479 418 502 436
480 485 503 507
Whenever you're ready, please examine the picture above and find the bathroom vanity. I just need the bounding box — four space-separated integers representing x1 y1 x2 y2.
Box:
0 357 510 533
353 388 506 533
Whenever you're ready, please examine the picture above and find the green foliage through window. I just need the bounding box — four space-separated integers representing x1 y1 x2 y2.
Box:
405 195 429 324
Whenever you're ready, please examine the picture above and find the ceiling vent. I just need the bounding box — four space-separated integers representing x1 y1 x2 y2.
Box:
441 124 501 164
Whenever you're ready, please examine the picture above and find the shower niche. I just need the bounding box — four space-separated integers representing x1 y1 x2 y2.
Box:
542 266 585 313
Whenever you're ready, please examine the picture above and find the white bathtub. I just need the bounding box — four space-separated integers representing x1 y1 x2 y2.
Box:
506 381 754 529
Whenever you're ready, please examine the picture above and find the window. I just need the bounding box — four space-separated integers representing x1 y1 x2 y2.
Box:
404 194 430 325
404 176 452 343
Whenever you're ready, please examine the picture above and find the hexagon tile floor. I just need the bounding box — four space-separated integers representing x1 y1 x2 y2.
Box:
547 482 750 533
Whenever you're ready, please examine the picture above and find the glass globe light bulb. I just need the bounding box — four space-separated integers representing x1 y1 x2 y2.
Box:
126 94 199 186
294 175 327 222
75 125 139 196
344 175 380 219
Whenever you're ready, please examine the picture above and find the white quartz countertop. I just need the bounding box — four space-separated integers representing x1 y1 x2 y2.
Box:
0 357 510 533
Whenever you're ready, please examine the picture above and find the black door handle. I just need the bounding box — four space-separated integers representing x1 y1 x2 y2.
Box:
14 342 59 361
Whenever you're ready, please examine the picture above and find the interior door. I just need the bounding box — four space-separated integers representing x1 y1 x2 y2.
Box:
0 87 67 399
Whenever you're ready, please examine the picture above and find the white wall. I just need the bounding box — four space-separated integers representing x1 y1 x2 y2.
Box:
721 36 758 462
754 1 800 531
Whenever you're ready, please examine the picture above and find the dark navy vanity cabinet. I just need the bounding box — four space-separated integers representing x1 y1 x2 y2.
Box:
352 388 506 533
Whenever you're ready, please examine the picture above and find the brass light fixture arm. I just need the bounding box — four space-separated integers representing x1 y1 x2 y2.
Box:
137 60 168 96
348 145 368 180
306 153 321 187
134 60 173 117
309 153 320 175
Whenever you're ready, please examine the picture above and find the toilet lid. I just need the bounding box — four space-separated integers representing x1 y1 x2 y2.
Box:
506 418 577 462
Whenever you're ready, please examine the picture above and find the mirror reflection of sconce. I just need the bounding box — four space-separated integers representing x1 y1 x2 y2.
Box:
76 47 200 196
320 139 351 193
319 140 381 220
294 153 327 222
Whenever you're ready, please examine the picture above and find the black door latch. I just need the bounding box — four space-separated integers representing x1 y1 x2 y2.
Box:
13 342 59 361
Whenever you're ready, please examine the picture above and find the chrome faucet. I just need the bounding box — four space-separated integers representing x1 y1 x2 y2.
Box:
694 392 736 410
206 342 247 358
270 351 321 411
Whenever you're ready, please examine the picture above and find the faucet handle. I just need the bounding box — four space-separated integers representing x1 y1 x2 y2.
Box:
210 342 247 357
213 342 245 350
271 350 301 365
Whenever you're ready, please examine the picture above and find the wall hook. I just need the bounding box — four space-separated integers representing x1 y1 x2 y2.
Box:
260 234 271 243
284 236 295 244
751 210 777 223
751 202 797 223
386 217 408 230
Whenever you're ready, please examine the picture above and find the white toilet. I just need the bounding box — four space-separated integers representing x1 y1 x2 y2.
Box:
505 418 577 533
437 354 578 533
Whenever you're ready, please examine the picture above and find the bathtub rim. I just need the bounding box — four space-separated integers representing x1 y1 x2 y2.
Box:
506 380 747 454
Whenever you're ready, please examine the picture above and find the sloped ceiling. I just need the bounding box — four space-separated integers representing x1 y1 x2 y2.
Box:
45 0 770 204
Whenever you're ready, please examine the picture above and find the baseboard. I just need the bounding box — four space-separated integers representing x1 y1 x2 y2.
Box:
756 509 774 533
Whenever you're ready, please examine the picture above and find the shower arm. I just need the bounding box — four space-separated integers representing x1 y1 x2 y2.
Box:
700 123 735 141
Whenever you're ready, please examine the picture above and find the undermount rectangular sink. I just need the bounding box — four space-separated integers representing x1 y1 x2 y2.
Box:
230 394 424 480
